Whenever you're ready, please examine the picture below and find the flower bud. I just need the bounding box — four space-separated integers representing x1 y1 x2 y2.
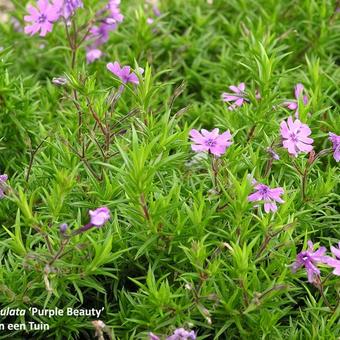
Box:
59 223 68 234
52 77 68 86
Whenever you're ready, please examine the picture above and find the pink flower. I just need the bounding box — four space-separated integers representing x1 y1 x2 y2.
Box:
24 0 60 37
326 242 340 276
59 223 68 234
167 328 196 340
86 48 102 64
189 128 232 157
283 83 308 117
222 83 247 110
280 116 313 157
248 183 284 213
328 132 340 162
291 240 329 283
266 147 280 160
89 207 110 227
107 0 124 23
107 61 142 85
88 21 117 47
53 0 83 19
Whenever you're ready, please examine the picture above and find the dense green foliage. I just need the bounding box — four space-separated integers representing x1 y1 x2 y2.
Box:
0 0 339 339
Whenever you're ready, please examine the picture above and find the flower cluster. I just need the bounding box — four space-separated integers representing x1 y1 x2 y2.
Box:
292 240 340 283
149 328 196 340
86 1 124 63
24 1 124 63
189 115 337 215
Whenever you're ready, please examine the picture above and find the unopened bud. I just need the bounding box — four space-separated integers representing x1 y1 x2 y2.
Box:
308 150 316 164
52 77 68 86
59 223 68 234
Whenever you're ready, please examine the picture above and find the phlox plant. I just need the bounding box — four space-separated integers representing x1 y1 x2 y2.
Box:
0 0 339 339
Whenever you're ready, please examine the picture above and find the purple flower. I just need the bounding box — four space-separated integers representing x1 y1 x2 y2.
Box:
148 333 160 340
59 223 68 234
280 116 313 157
107 61 141 85
53 0 83 19
248 183 284 213
266 147 280 160
107 0 124 23
86 48 103 64
283 83 308 117
326 242 340 276
0 174 8 199
89 20 117 47
0 174 8 182
146 0 161 16
291 240 329 283
328 132 340 162
189 128 232 157
24 0 60 37
222 83 247 110
167 328 196 340
89 207 111 227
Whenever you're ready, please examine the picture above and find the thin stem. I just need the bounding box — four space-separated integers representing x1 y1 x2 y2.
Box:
318 282 334 312
71 223 94 236
247 124 256 142
25 136 48 183
86 97 107 136
301 167 309 202
48 238 70 267
211 156 218 190
264 158 273 177
61 138 103 181
140 193 150 221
